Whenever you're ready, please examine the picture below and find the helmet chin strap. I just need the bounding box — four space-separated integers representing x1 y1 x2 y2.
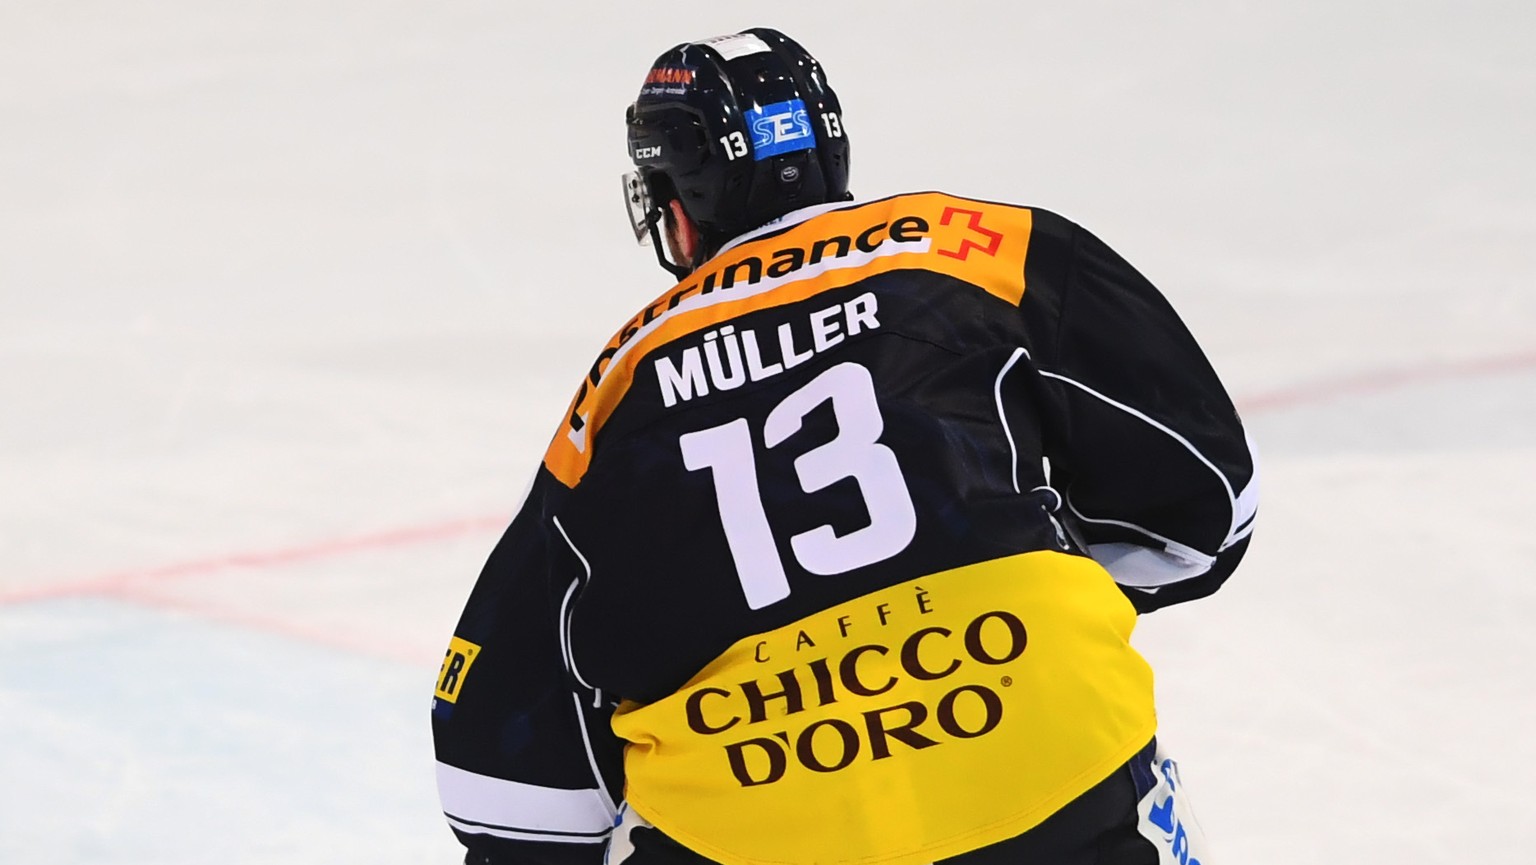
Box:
646 205 701 281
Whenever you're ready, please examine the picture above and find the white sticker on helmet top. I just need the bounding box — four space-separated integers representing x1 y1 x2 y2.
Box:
695 33 772 60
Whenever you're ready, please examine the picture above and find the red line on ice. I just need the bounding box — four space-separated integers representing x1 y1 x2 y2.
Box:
1234 349 1536 414
4 348 1534 661
0 514 508 605
115 583 431 666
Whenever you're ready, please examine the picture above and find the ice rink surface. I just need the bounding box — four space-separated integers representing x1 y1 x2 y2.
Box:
3 1 1534 861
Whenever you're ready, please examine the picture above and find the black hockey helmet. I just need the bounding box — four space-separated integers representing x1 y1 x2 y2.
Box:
623 28 851 278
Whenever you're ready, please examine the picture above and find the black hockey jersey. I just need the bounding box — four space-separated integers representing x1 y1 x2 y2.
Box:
432 192 1258 865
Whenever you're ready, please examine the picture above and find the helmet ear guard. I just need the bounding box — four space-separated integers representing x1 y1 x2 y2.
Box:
622 172 695 280
624 109 707 279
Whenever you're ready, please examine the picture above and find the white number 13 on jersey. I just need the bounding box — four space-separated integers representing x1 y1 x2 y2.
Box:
679 362 917 609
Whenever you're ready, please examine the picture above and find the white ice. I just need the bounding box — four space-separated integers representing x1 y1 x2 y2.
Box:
2 1 1533 862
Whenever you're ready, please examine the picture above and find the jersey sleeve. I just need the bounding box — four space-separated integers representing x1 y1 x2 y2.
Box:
1020 212 1259 612
431 468 622 865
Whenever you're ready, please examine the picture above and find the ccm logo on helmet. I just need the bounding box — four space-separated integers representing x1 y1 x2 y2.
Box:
634 146 662 160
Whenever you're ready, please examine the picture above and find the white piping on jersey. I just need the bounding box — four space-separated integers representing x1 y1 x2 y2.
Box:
442 817 602 841
1065 498 1216 567
1068 487 1218 587
994 347 1030 493
551 519 619 817
1029 484 1063 512
1226 433 1261 549
568 691 619 819
715 199 862 255
993 346 1256 583
551 516 601 702
1030 484 1070 549
557 578 576 674
437 762 613 843
444 816 606 844
1039 369 1259 552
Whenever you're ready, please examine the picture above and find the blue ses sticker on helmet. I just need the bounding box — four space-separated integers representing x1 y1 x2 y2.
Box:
745 99 818 160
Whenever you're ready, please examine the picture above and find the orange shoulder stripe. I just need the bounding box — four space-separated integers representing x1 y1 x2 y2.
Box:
543 192 1033 488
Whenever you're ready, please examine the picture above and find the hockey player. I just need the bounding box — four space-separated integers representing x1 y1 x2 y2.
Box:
433 28 1257 865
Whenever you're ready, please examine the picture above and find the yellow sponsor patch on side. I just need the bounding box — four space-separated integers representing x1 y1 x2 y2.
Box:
436 636 481 704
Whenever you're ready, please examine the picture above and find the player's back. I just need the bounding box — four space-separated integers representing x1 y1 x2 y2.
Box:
551 191 1074 702
540 192 1159 865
